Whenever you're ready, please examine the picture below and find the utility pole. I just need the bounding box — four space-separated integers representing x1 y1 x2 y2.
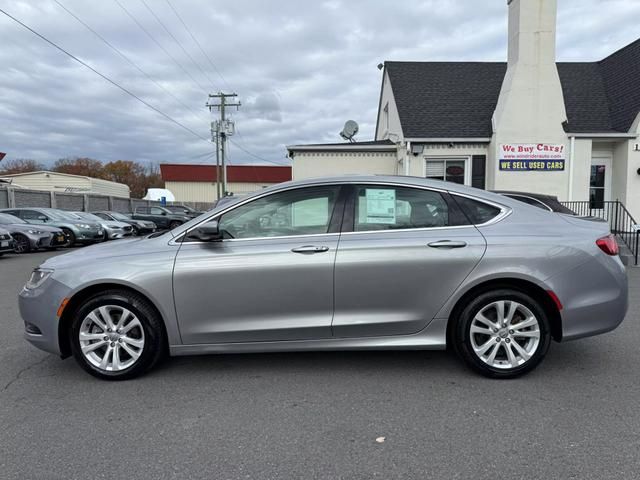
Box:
207 92 240 197
210 121 221 200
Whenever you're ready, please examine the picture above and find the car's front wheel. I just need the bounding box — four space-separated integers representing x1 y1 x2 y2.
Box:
61 228 75 247
168 220 182 230
69 290 166 380
12 233 31 253
452 289 551 378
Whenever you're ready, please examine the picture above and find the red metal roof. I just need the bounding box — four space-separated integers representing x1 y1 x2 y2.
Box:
160 164 291 183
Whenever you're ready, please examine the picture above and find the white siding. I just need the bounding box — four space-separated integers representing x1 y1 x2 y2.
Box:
293 151 398 180
1 171 130 197
375 70 403 141
89 177 130 197
166 181 279 202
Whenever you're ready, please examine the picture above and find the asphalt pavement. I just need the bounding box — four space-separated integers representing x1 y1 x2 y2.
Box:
1 250 639 479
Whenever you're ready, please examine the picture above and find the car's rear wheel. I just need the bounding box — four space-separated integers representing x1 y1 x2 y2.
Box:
12 233 30 253
452 289 551 378
69 290 166 380
61 228 75 247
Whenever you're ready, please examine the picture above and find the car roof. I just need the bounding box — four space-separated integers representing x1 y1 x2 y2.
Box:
258 175 515 206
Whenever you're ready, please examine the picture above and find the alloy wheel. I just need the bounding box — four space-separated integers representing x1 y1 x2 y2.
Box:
79 305 145 372
469 300 541 370
13 235 29 253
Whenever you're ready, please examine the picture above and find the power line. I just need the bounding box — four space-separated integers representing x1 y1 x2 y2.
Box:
112 0 208 93
165 0 232 92
53 0 206 121
228 138 288 166
0 6 210 144
139 0 218 91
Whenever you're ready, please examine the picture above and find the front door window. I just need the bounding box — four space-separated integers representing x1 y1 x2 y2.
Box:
590 164 606 209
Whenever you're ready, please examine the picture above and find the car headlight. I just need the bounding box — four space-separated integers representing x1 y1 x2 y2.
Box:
27 229 42 234
25 268 54 290
75 224 91 229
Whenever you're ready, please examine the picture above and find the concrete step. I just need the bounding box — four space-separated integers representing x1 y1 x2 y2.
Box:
616 236 637 267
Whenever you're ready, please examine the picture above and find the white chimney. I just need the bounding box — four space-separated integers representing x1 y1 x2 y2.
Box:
489 0 569 195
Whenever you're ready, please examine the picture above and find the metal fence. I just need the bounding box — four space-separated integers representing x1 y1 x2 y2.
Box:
0 186 215 213
562 200 639 266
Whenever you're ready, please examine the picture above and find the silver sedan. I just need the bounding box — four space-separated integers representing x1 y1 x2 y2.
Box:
19 176 628 380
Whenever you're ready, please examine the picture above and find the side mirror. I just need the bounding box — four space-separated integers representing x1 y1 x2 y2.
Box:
189 221 222 242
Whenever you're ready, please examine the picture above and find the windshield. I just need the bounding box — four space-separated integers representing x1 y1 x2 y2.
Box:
75 212 103 222
44 209 78 221
110 212 131 221
0 213 26 224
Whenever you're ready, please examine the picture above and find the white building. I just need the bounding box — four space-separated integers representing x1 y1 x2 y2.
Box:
0 170 130 197
160 164 292 202
288 0 640 221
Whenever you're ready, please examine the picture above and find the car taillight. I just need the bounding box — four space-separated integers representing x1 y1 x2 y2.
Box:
596 234 619 256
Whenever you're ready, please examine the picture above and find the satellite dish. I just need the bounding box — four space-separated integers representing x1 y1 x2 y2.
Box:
340 120 359 143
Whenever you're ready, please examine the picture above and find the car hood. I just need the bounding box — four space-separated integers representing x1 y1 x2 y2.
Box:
41 232 175 269
6 224 62 234
103 221 130 228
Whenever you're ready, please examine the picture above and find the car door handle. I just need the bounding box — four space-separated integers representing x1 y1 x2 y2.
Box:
427 240 468 249
291 245 330 254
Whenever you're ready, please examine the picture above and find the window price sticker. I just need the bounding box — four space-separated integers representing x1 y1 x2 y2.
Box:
365 188 396 224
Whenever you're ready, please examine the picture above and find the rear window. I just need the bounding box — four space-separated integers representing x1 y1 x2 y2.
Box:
453 196 502 225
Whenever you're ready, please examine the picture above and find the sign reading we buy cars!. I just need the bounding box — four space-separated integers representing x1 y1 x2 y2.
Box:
499 144 565 171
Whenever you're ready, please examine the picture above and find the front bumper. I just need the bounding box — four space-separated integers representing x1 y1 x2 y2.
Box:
547 254 628 341
76 229 104 244
19 278 72 356
0 239 15 253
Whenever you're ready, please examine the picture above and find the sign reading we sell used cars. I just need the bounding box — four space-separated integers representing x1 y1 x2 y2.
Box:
499 144 565 171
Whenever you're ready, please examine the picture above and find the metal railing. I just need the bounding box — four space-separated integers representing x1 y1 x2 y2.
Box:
562 200 640 266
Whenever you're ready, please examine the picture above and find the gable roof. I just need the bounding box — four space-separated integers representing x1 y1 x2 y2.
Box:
160 164 291 183
384 38 640 138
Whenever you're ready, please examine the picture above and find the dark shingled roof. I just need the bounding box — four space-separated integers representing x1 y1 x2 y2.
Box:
384 39 640 138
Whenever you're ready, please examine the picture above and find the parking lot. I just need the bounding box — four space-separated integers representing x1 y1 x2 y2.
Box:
0 250 638 479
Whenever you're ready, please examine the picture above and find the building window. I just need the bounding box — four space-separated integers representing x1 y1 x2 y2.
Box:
425 157 469 185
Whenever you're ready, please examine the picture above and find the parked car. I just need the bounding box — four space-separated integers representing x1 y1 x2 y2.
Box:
91 211 157 236
0 208 104 246
19 176 627 380
0 226 15 256
131 206 190 230
493 191 577 214
164 204 204 218
70 212 133 241
0 212 67 253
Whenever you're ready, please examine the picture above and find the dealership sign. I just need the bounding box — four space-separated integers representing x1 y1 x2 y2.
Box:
499 144 565 171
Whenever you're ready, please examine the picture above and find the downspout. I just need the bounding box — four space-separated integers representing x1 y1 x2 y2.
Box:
568 135 575 200
405 144 411 176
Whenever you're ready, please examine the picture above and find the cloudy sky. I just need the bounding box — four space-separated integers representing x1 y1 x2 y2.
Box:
1 0 638 168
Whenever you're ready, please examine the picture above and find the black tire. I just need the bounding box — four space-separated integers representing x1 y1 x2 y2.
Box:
131 226 139 236
12 233 31 254
452 289 551 379
168 221 182 230
69 290 167 380
61 228 76 247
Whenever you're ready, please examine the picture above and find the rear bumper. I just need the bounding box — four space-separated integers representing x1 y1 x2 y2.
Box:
547 255 628 341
